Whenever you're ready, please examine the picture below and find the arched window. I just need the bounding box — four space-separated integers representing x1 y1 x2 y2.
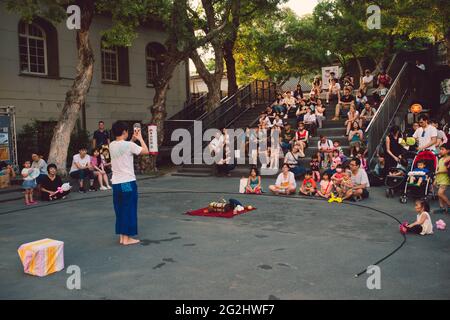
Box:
101 44 119 82
146 42 166 86
18 21 47 75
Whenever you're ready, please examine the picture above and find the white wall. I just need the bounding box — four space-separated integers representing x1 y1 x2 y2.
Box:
0 5 188 134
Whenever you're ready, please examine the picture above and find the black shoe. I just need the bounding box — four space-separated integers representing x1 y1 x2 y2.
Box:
79 187 85 193
89 186 97 192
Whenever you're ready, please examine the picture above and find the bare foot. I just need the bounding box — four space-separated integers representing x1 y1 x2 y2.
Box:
123 238 140 246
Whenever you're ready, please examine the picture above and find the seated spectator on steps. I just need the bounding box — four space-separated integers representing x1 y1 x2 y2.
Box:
345 103 360 136
295 100 308 123
317 135 334 166
342 73 354 90
284 145 306 177
281 123 295 153
348 122 364 157
303 106 317 136
327 78 341 114
377 69 392 88
359 69 374 94
271 94 286 116
40 164 70 201
333 87 354 120
315 99 326 129
343 158 370 201
305 92 318 112
293 84 304 101
294 122 309 158
355 89 368 112
312 76 322 96
282 91 297 119
374 82 388 102
69 146 96 193
359 102 377 128
269 163 297 195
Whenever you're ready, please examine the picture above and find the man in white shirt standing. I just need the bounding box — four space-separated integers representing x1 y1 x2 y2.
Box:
110 121 149 246
413 114 438 153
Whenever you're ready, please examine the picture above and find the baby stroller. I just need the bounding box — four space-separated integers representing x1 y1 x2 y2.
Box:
399 150 437 204
385 166 408 198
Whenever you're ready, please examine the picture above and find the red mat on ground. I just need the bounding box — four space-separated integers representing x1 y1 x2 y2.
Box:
185 207 256 219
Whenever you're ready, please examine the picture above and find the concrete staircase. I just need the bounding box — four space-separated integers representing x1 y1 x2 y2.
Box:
171 95 356 177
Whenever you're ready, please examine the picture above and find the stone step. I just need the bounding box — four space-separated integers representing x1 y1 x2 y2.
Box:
177 167 213 174
171 172 212 178
316 127 347 136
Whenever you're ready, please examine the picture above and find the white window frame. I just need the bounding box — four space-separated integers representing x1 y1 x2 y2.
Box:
146 43 165 86
146 56 159 86
18 23 48 76
101 46 119 83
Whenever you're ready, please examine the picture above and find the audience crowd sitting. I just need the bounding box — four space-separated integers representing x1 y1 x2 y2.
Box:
17 120 115 205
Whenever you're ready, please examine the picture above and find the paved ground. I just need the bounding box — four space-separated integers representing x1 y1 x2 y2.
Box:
0 175 449 299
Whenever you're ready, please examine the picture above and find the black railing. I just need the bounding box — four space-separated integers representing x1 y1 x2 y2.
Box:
169 93 208 121
163 80 277 150
365 62 428 165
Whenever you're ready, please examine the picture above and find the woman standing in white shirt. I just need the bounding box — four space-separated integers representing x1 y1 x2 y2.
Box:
110 121 149 246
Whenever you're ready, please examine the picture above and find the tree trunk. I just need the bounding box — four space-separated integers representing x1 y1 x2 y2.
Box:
139 59 179 173
205 80 222 112
355 57 363 78
445 27 450 67
47 0 94 176
190 44 224 112
224 39 238 96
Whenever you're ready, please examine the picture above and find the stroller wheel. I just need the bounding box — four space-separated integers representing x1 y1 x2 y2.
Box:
400 196 407 204
385 189 391 198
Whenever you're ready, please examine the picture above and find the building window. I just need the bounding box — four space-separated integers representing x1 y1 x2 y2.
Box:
101 45 119 83
18 22 47 75
146 42 166 86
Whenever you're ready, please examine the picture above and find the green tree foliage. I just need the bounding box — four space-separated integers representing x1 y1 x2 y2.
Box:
235 8 327 86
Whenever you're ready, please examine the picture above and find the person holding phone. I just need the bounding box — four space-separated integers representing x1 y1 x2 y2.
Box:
110 121 149 246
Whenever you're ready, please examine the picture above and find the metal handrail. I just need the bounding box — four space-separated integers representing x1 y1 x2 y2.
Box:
365 62 420 165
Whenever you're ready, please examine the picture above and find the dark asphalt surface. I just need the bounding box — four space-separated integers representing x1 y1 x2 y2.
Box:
0 175 449 299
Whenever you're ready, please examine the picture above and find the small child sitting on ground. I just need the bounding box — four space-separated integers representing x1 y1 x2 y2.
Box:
341 170 356 200
299 170 317 196
245 167 262 194
330 149 342 171
316 172 333 199
401 199 433 235
310 154 321 182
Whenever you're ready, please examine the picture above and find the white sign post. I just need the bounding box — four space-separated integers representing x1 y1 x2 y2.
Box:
148 124 158 155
